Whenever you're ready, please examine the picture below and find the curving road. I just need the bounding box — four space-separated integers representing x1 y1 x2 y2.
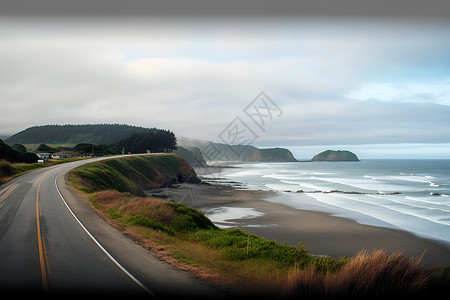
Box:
0 156 226 298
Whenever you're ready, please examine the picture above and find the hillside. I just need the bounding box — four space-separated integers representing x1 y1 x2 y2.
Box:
242 147 297 162
173 146 207 167
178 137 297 162
68 154 200 195
202 143 297 162
0 139 39 163
311 150 359 162
5 124 152 145
5 124 297 163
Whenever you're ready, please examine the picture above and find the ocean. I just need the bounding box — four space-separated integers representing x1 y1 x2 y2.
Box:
202 159 450 245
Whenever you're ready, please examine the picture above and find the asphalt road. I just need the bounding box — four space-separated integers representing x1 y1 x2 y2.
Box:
0 156 227 298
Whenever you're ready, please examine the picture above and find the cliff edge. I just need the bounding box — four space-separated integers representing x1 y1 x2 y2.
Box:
243 147 297 162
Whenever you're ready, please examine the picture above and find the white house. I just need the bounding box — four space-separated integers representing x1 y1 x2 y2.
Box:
50 152 72 159
37 153 50 159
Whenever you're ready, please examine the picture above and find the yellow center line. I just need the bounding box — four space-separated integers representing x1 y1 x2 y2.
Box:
36 170 57 293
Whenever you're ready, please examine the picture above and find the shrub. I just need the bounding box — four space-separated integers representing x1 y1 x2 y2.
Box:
0 160 15 177
125 214 175 236
17 152 39 163
168 202 217 230
108 207 121 219
171 214 198 232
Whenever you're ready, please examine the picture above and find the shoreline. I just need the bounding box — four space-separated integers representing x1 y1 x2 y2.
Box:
159 174 450 268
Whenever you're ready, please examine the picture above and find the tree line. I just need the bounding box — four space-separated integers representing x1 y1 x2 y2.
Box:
5 124 152 145
35 130 177 156
2 124 178 163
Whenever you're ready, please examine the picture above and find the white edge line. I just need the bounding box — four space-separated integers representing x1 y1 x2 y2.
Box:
54 172 156 297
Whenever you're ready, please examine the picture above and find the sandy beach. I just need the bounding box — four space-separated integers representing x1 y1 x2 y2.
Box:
150 171 450 268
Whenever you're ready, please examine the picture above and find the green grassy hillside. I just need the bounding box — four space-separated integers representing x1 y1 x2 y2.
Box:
68 154 199 195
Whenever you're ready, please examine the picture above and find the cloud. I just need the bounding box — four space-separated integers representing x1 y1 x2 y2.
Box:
0 17 449 149
345 80 450 105
251 98 450 147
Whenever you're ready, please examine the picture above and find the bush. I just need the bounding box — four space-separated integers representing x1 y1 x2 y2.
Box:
17 152 38 163
108 207 121 219
168 202 217 231
37 144 57 153
125 214 175 236
171 214 197 232
0 160 15 177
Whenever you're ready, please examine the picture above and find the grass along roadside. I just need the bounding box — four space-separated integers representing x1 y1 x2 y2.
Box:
84 189 445 298
0 157 92 184
87 190 347 296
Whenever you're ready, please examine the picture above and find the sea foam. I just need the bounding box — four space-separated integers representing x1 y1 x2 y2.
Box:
216 160 450 245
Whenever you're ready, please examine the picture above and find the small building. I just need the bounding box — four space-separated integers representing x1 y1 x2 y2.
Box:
37 153 50 159
50 152 72 159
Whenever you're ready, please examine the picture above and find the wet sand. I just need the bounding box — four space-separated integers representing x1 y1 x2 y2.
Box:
148 173 450 268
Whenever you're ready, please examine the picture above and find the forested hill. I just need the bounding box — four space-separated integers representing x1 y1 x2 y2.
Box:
5 124 153 145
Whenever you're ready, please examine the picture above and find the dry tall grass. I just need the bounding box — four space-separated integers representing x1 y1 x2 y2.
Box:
120 197 178 224
92 190 179 224
92 189 126 204
281 249 429 298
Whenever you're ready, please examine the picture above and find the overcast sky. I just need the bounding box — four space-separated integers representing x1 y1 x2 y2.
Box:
1 2 449 158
